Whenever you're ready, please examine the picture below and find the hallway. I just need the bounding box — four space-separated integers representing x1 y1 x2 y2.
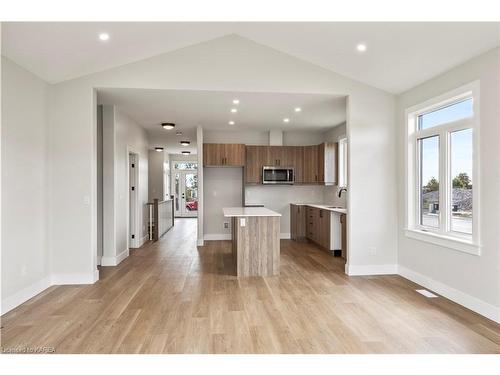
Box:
1 218 499 354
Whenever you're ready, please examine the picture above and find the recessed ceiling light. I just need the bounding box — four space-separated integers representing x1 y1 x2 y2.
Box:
228 121 235 125
294 107 302 112
180 140 190 146
162 122 175 130
181 151 191 155
176 131 182 136
98 33 110 41
356 43 367 52
232 99 240 105
155 147 163 152
230 108 238 113
283 118 290 123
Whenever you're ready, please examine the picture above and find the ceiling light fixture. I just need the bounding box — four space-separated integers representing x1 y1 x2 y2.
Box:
283 118 290 123
180 140 190 146
98 33 110 41
229 121 235 125
175 131 182 136
181 151 191 155
155 147 164 152
162 122 175 130
356 43 367 52
232 99 240 105
294 107 302 112
230 108 238 113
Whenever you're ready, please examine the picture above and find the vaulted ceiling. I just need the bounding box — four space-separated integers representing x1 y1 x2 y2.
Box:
3 22 499 93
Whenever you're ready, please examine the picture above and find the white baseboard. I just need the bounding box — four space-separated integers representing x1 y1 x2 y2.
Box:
399 266 500 324
101 248 129 266
138 234 148 247
204 234 231 241
203 233 291 241
346 264 398 276
197 238 204 246
1 269 100 315
1 276 52 315
51 272 99 285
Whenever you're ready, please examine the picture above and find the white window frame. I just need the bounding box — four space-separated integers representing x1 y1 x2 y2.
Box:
404 81 481 255
338 136 348 188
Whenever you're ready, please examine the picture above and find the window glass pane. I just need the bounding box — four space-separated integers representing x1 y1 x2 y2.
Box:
450 128 473 234
174 162 197 170
418 98 473 130
419 136 440 228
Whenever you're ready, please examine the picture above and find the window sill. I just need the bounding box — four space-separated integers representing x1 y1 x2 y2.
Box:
404 228 481 256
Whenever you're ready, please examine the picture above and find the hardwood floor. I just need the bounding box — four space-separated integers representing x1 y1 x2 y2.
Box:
1 217 499 354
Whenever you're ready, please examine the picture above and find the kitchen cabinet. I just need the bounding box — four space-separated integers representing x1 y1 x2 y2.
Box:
290 204 307 241
303 145 320 183
245 145 270 183
340 213 347 259
306 207 331 250
203 143 245 167
244 143 334 185
322 142 338 185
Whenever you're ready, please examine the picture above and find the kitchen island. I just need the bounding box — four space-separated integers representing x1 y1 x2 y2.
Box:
223 207 281 277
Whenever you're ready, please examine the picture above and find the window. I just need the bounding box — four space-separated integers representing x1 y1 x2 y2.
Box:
174 162 197 170
405 82 479 255
338 137 348 188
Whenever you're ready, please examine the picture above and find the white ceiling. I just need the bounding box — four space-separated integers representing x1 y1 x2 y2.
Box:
3 22 500 93
97 88 346 153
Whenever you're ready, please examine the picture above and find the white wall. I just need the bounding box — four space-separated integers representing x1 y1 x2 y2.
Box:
45 34 397 285
203 167 243 239
1 57 50 311
396 47 500 321
101 106 149 265
148 149 165 201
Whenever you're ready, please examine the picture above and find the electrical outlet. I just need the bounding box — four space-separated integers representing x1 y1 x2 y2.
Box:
369 246 377 255
223 222 229 229
240 218 246 227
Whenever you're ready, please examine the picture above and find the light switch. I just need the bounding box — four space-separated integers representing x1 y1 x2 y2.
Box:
240 218 246 227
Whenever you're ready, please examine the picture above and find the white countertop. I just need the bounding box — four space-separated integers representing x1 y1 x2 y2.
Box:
223 207 282 217
292 203 347 214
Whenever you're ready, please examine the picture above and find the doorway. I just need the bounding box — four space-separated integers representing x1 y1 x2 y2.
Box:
172 161 198 218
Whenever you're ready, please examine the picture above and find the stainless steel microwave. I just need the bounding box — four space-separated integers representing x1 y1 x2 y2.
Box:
262 166 294 184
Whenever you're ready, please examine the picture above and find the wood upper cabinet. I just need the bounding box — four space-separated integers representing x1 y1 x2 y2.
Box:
203 143 245 167
245 145 269 183
303 145 320 183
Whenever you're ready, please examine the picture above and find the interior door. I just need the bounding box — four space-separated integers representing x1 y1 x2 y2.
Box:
174 170 198 217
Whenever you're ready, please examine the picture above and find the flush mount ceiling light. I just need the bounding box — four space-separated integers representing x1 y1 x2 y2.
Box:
181 151 191 155
180 140 190 146
230 108 238 113
294 107 302 112
98 33 110 41
155 147 164 152
228 121 235 125
161 122 175 130
356 43 367 52
232 99 240 105
283 118 290 123
175 131 182 136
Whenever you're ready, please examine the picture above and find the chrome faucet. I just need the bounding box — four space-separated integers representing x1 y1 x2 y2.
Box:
338 187 347 198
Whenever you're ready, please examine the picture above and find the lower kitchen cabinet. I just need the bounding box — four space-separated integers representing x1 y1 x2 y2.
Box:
305 207 330 250
290 204 307 241
340 213 347 259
